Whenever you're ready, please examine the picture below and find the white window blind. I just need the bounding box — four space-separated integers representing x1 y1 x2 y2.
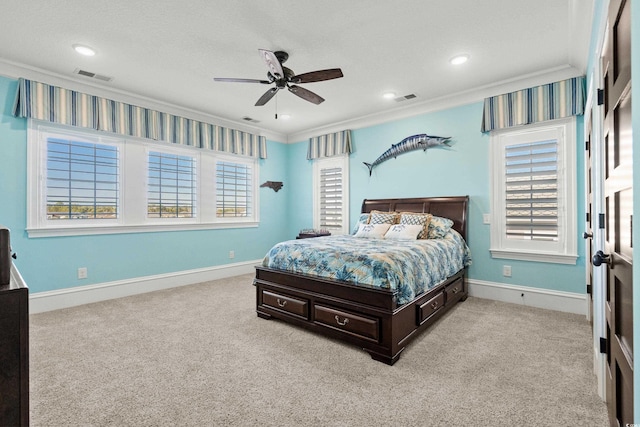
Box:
46 138 119 220
489 117 577 264
319 166 343 229
216 161 252 218
147 151 196 218
505 139 558 241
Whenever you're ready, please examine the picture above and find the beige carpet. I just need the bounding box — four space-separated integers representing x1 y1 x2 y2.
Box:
29 274 608 426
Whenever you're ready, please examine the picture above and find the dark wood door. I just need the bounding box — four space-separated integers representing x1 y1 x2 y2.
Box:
586 115 594 325
600 0 633 424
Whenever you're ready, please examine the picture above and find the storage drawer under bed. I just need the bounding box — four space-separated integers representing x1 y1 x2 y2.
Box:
314 305 380 342
261 289 309 320
417 291 445 325
444 277 464 304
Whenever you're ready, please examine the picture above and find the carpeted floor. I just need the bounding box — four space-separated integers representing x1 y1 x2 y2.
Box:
29 274 608 426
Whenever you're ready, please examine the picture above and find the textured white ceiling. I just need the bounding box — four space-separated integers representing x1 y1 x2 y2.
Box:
0 1 593 141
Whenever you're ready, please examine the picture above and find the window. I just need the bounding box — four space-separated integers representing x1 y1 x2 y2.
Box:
489 118 577 264
148 152 196 218
216 160 253 218
46 138 119 220
313 155 349 234
27 121 259 237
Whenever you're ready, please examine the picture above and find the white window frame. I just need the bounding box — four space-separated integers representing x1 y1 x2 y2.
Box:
312 155 349 235
144 144 199 225
489 117 578 264
27 121 259 237
213 154 259 224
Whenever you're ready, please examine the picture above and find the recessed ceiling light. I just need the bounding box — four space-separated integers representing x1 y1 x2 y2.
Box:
450 54 469 65
382 92 396 99
279 114 291 120
73 44 96 56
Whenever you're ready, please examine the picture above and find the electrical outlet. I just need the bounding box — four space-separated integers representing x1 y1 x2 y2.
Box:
78 267 88 279
503 265 512 277
483 214 491 224
229 250 235 259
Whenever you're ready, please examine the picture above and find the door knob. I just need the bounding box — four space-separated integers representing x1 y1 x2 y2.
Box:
592 250 611 267
583 231 593 239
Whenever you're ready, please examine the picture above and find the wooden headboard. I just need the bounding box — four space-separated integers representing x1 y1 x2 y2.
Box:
361 196 469 240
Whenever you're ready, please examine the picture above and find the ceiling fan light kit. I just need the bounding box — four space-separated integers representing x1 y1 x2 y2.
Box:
214 49 343 107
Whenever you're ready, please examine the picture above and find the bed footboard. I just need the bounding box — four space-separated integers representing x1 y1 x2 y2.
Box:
254 267 466 365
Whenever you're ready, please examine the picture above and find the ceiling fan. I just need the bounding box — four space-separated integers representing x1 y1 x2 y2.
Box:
214 49 343 106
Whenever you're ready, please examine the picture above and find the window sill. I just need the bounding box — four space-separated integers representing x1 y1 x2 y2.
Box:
490 249 578 265
27 221 259 238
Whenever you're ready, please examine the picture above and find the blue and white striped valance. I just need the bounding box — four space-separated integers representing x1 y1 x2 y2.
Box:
307 129 352 160
13 78 267 159
481 76 586 133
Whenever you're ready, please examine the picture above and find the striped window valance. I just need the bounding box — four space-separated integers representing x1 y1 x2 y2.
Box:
13 78 267 159
481 76 585 133
307 130 352 160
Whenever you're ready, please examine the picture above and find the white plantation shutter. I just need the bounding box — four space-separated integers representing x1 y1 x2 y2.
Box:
46 138 119 220
505 139 558 241
489 117 577 264
216 160 253 218
319 166 343 229
313 155 349 234
147 151 196 218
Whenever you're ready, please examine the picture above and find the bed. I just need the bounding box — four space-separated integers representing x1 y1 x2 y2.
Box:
254 196 470 365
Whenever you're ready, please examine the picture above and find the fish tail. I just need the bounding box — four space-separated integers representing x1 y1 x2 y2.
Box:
363 162 374 176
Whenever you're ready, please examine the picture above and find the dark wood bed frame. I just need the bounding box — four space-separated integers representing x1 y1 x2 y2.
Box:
254 196 469 365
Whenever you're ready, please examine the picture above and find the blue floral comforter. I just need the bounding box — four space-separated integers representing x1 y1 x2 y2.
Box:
262 231 472 305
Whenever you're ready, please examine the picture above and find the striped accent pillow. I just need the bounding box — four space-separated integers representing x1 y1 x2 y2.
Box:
367 210 398 225
399 212 432 239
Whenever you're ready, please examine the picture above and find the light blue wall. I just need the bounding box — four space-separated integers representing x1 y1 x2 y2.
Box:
0 76 291 293
0 71 588 296
289 103 586 294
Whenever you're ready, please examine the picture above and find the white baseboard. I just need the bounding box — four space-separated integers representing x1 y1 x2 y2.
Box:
467 279 587 316
29 260 261 314
30 266 587 316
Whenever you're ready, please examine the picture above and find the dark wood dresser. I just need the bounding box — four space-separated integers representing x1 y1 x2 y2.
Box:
0 264 29 427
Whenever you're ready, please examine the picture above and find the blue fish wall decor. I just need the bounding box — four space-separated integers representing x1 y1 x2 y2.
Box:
363 133 451 176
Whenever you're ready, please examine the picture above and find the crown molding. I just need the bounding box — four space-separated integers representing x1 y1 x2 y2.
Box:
0 58 288 143
286 65 584 143
0 58 582 145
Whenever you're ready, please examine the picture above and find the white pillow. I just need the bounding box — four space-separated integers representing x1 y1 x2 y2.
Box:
384 224 423 240
354 223 391 238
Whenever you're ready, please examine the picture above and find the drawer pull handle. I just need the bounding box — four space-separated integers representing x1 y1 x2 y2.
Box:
276 298 287 307
451 287 460 294
431 301 439 310
335 315 349 326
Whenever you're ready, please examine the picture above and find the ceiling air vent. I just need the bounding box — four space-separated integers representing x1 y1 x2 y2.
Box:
73 68 113 82
395 93 417 102
242 116 260 123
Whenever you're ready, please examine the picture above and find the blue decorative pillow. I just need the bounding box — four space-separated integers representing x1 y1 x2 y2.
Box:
428 215 454 239
368 210 398 225
351 213 371 234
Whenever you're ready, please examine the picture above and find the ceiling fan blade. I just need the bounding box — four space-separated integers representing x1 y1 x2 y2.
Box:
292 68 344 84
288 85 325 105
214 77 271 84
259 49 285 79
255 87 279 106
